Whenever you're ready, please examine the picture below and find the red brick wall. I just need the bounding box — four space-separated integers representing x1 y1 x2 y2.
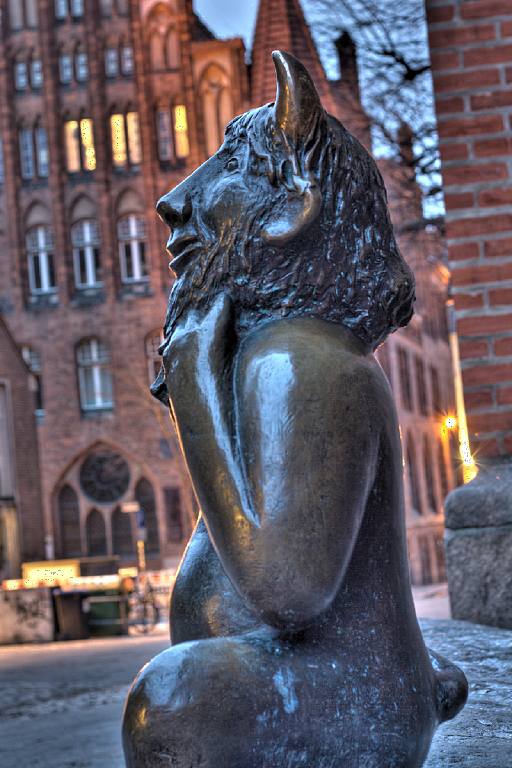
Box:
426 0 512 456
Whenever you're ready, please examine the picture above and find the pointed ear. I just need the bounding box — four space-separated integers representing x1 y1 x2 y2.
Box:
262 51 325 245
262 183 322 246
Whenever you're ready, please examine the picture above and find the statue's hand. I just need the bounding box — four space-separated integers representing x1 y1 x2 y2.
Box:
163 292 234 383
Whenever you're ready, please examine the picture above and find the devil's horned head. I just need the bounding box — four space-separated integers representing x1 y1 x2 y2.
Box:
152 51 414 401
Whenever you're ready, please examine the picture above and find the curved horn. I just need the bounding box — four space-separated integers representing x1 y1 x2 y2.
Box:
272 50 325 143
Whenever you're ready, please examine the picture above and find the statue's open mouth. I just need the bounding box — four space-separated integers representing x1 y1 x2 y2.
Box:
167 239 202 277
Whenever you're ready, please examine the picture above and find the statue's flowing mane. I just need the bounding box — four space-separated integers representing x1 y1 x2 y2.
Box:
152 99 414 405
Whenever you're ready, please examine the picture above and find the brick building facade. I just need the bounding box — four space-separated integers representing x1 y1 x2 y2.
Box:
426 0 512 459
0 0 247 572
0 0 456 583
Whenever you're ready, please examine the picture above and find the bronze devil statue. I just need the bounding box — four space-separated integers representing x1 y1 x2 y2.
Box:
122 51 467 767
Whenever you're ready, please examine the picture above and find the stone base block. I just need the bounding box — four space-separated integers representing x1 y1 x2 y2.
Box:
444 527 512 629
444 456 512 630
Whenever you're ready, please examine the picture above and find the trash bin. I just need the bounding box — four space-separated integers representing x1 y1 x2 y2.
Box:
53 590 90 640
87 588 127 636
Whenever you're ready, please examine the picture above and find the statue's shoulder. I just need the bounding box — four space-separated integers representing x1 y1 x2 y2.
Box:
236 316 385 400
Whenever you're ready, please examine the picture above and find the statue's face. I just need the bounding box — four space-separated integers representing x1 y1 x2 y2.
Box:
157 133 271 281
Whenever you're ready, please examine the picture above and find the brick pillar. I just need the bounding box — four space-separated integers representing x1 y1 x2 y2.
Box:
426 0 512 457
426 0 512 629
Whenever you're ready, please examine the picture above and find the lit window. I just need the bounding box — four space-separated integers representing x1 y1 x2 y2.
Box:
64 120 80 172
118 215 147 281
75 52 88 82
31 59 43 89
105 48 118 78
0 136 4 184
72 220 101 288
146 330 164 384
121 46 134 74
110 114 127 167
65 119 95 172
126 111 142 164
71 0 84 17
27 226 56 294
55 0 68 19
80 118 96 170
156 109 173 161
35 125 49 177
21 346 44 414
14 61 28 91
173 105 189 158
19 127 34 179
59 54 73 84
77 338 114 410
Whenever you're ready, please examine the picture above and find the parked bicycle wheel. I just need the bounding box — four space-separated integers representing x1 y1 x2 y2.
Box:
130 595 159 634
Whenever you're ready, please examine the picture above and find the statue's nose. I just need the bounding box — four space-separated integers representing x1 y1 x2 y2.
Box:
156 189 193 230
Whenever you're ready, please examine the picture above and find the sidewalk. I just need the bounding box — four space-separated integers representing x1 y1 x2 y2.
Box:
412 582 451 620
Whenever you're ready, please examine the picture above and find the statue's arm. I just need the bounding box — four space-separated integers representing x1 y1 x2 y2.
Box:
163 295 381 629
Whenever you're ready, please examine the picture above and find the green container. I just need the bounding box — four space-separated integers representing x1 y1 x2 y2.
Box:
86 589 128 636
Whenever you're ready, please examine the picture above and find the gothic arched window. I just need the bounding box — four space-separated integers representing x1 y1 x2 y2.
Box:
166 28 179 69
200 65 233 157
438 440 449 500
72 219 101 288
423 435 437 513
117 214 147 281
112 506 134 557
135 478 160 554
76 338 114 411
27 225 56 294
58 485 81 557
150 31 165 71
86 508 107 556
407 434 422 515
146 330 164 385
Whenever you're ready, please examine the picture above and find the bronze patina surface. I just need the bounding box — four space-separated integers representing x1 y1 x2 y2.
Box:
122 51 467 767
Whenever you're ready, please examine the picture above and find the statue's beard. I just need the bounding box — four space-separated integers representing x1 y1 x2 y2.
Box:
163 215 265 341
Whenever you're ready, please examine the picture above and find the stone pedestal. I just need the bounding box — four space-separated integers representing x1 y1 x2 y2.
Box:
443 457 512 630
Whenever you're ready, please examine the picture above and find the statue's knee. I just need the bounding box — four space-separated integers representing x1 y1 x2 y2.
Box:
122 642 230 765
122 647 189 765
122 638 263 766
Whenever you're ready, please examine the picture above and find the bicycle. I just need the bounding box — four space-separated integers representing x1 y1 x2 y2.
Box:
127 577 160 634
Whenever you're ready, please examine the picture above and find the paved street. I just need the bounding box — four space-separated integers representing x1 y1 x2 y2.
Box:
0 629 169 768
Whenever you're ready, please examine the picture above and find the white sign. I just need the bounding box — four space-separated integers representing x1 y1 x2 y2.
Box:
121 502 140 514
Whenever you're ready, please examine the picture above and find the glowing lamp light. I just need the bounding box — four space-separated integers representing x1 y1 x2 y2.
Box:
445 417 457 429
